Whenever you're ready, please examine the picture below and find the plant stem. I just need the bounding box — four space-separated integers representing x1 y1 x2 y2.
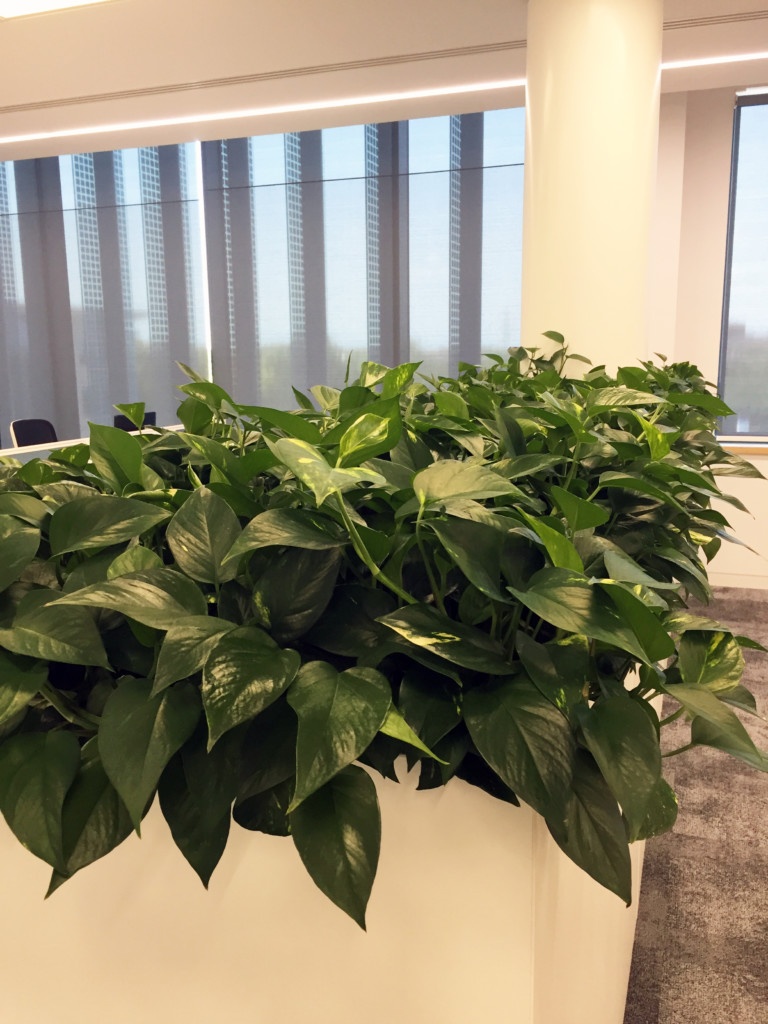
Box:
659 707 685 727
335 493 415 605
415 503 446 614
661 741 695 758
40 682 100 731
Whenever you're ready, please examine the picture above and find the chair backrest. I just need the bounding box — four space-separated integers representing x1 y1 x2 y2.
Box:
9 418 58 447
113 411 157 432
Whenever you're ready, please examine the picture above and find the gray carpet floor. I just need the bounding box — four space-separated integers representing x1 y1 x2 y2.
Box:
624 588 768 1024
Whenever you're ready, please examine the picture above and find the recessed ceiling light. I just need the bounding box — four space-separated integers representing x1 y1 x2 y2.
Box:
0 0 110 16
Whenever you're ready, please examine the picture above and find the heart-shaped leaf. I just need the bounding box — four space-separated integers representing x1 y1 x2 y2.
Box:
167 486 242 584
99 678 201 831
286 662 392 810
291 765 380 930
56 568 207 628
49 495 170 554
378 603 512 675
0 515 40 592
0 650 47 725
153 616 237 695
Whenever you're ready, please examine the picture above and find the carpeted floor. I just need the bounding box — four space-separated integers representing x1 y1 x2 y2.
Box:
624 588 768 1024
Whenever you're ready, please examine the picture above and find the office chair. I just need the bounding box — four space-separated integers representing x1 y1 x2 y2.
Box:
9 418 58 447
113 411 157 431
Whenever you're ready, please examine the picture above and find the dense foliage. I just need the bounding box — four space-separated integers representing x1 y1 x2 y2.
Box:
0 343 765 927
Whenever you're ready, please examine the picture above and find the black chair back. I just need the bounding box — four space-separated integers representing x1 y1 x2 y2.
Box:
10 418 58 447
113 411 157 432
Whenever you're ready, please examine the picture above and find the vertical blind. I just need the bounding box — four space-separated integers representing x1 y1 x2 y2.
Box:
0 108 525 443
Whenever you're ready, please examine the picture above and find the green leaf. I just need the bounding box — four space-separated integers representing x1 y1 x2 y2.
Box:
242 405 323 444
107 546 163 579
635 414 672 460
662 683 768 771
337 400 402 467
599 583 675 663
508 568 672 665
632 777 678 841
251 547 342 643
413 459 523 504
286 662 392 810
153 616 237 695
603 549 679 590
223 508 346 566
167 486 242 585
587 387 663 411
515 634 585 717
291 764 380 929
577 695 662 841
597 472 684 511
177 396 213 434
233 778 292 836
377 603 512 675
113 402 146 430
202 626 300 748
56 568 207 629
267 438 385 505
159 730 242 887
48 495 170 554
98 678 201 831
48 753 133 894
379 705 446 761
547 750 632 904
0 515 40 592
0 492 49 526
0 651 47 725
89 422 160 492
430 517 510 602
379 362 421 398
0 731 80 871
464 676 575 820
433 392 470 420
665 391 734 416
550 485 610 532
678 631 744 694
0 600 110 668
519 511 584 572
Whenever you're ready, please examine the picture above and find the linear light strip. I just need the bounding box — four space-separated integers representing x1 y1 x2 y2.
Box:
1 49 767 149
0 78 526 147
661 50 768 70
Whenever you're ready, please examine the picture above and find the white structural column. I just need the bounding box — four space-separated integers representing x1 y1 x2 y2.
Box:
521 0 663 367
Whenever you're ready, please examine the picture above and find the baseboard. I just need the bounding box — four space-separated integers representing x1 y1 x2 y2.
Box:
708 572 768 590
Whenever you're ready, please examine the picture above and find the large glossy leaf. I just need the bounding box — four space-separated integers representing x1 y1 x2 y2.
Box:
665 390 734 416
243 405 323 444
267 438 385 505
519 511 584 572
597 472 684 511
550 485 610 532
153 615 237 695
547 750 632 904
0 731 80 871
413 459 523 505
287 662 392 810
678 631 744 694
0 515 40 591
291 764 380 929
599 583 675 663
586 387 663 411
251 547 342 643
167 486 242 584
464 676 575 820
223 509 346 569
56 568 207 629
202 626 301 748
47 752 133 894
429 517 510 601
159 730 242 887
379 706 445 761
107 546 163 578
0 600 110 668
0 650 47 725
398 671 461 748
98 678 201 831
661 683 768 770
632 777 678 841
377 603 512 675
507 568 670 665
233 778 293 836
48 495 170 554
577 695 662 841
337 399 402 467
0 492 49 526
603 549 679 591
515 634 586 717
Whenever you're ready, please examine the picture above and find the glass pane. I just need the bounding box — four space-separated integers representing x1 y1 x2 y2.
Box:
720 102 768 435
323 176 368 385
322 125 365 181
409 116 451 174
409 168 450 379
482 164 524 351
483 107 526 167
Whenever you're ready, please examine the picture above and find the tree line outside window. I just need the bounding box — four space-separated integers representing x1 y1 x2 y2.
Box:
0 109 525 444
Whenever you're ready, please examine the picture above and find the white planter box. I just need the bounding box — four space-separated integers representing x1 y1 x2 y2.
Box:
0 765 644 1024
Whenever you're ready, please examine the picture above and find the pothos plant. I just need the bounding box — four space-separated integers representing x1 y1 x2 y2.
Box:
0 341 764 929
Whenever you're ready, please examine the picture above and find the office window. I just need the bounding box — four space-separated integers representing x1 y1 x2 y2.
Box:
719 96 768 437
0 108 525 443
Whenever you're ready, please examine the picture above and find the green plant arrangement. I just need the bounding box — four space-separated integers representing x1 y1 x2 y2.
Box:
0 341 764 929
